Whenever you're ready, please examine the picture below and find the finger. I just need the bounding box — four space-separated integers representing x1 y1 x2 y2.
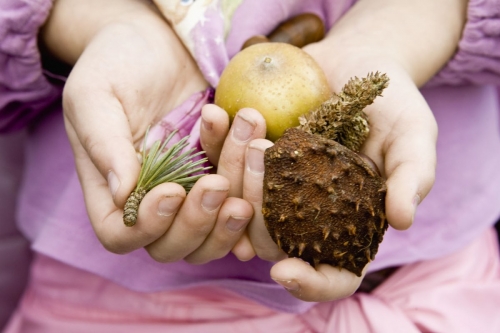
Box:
378 102 437 230
63 82 140 208
217 108 267 197
200 104 230 166
361 81 438 231
68 128 186 253
244 139 288 262
270 258 366 302
231 233 257 261
145 174 229 262
384 134 436 230
184 197 253 264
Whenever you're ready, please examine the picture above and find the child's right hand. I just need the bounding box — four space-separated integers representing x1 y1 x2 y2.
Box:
200 59 438 301
200 0 467 302
41 0 254 263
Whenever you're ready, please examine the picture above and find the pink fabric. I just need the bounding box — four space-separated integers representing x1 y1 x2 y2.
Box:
5 228 500 333
2 0 500 316
144 88 213 152
427 0 500 86
0 0 63 133
0 131 31 330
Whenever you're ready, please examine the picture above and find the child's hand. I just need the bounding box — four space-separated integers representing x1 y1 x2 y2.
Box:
201 105 367 301
42 0 253 263
200 0 468 301
301 0 467 231
201 61 437 301
200 106 278 261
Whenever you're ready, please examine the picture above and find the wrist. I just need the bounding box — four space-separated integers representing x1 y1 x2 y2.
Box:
303 43 435 133
304 42 413 93
40 0 169 65
307 0 468 88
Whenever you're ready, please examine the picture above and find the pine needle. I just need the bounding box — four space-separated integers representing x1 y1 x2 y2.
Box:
123 129 212 227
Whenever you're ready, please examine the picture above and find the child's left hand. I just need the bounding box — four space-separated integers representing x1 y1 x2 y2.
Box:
200 0 466 302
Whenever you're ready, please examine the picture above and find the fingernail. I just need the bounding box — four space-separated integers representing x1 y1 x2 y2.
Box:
272 278 300 292
107 171 120 198
232 114 255 142
202 117 213 131
247 147 265 174
158 196 184 216
201 189 227 211
226 216 250 232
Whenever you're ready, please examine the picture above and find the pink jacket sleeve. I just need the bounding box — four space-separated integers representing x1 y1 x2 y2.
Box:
0 0 62 133
429 0 500 86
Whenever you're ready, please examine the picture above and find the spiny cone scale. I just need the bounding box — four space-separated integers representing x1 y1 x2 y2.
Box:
263 128 387 276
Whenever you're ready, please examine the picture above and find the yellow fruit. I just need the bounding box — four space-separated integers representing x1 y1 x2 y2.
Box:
215 43 331 142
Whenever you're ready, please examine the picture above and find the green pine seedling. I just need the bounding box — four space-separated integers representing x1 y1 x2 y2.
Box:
123 129 211 227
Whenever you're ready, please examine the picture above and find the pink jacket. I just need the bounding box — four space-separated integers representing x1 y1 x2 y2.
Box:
1 0 500 313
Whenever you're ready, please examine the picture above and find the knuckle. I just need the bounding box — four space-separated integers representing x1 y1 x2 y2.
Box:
255 246 282 262
98 235 130 255
83 135 104 162
219 150 244 173
93 212 135 255
146 246 178 263
243 186 263 204
183 219 215 238
185 249 226 265
207 242 231 259
423 170 436 189
184 255 210 265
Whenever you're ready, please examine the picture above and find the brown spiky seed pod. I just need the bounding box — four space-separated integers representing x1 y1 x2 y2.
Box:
263 128 387 276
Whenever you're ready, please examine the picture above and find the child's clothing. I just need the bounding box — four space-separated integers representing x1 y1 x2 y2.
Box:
0 132 31 329
1 0 500 330
4 228 500 333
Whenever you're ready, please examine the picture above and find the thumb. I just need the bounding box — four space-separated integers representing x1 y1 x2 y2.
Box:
63 88 141 208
